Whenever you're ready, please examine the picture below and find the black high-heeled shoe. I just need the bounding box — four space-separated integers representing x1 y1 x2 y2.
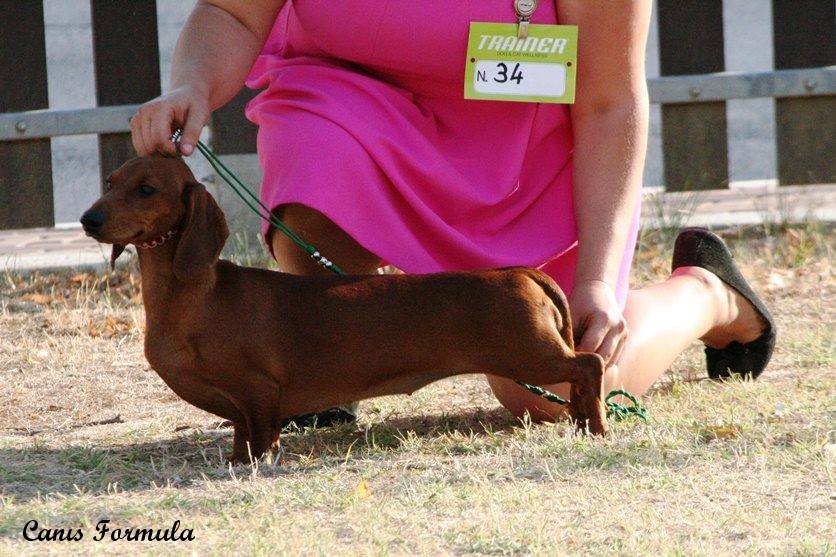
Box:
672 228 776 380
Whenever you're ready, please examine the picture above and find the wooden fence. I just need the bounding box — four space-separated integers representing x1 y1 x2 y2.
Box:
0 0 833 230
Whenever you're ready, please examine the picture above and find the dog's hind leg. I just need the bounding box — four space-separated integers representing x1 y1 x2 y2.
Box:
563 353 608 436
493 351 608 435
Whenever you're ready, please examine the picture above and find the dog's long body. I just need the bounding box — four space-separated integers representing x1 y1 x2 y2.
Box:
82 156 607 462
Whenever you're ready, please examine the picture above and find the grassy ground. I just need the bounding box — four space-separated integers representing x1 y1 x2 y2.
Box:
0 224 833 555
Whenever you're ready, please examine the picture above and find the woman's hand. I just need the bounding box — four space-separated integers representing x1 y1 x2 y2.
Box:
130 85 210 157
569 279 628 366
129 0 287 158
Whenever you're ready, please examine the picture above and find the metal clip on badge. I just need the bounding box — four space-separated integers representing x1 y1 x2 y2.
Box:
514 0 538 38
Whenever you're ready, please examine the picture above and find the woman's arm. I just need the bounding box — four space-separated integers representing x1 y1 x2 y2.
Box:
131 0 286 156
556 0 652 364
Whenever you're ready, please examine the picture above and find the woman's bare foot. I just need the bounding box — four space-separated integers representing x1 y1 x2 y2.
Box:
672 266 767 349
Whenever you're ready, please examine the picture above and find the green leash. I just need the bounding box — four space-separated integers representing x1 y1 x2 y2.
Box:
605 390 649 422
186 134 647 423
194 140 344 274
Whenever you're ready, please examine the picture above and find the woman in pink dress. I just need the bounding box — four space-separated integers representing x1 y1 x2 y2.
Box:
131 0 773 426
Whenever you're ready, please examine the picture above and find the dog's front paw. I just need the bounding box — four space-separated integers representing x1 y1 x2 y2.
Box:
227 437 280 465
226 449 251 465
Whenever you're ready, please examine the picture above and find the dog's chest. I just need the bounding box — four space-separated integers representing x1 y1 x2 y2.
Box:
143 327 206 382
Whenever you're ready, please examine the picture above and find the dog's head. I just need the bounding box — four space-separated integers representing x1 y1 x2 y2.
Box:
80 155 229 282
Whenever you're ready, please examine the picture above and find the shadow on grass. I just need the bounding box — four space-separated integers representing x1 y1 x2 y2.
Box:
0 407 519 503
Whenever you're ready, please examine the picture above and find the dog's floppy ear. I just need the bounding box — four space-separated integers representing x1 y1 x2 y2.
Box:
173 182 229 282
110 244 125 270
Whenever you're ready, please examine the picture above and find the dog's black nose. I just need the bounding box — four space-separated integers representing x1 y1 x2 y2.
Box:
80 209 105 231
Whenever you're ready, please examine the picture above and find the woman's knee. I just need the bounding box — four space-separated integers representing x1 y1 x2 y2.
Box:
270 203 381 275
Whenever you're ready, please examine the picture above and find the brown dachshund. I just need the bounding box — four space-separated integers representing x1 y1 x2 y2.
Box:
80 155 608 463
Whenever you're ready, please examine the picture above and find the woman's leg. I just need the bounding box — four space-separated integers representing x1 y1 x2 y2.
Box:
487 266 767 420
270 203 382 275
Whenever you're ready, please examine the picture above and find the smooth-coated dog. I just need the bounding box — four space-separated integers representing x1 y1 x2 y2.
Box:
81 155 608 463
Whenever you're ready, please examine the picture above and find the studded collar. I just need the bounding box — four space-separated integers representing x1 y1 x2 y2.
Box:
137 228 178 250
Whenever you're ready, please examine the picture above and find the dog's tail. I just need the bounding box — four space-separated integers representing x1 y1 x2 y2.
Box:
520 268 575 351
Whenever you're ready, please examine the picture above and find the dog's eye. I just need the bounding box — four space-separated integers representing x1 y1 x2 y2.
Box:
104 180 112 192
138 184 157 197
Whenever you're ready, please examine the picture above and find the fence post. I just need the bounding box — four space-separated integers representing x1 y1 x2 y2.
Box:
210 88 263 241
772 0 836 185
91 0 161 185
212 89 259 156
0 0 54 230
657 0 729 191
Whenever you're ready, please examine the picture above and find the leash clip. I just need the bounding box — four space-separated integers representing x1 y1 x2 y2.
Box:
311 251 335 269
170 128 184 156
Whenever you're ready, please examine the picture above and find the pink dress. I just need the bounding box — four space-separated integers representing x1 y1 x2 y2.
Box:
245 1 641 307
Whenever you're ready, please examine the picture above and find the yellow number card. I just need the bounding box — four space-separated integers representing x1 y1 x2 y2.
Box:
464 22 578 104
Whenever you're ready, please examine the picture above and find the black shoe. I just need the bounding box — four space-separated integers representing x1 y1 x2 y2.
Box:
280 403 358 431
672 228 777 380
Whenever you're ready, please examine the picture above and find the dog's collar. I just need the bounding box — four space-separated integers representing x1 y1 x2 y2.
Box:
137 228 178 250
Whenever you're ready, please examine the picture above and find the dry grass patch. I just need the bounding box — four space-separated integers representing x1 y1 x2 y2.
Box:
0 225 834 555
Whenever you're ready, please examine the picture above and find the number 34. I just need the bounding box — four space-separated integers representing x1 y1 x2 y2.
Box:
494 62 524 84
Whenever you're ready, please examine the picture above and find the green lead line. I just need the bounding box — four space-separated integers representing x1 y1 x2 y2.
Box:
196 141 312 250
196 140 345 274
191 138 647 422
606 390 648 422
